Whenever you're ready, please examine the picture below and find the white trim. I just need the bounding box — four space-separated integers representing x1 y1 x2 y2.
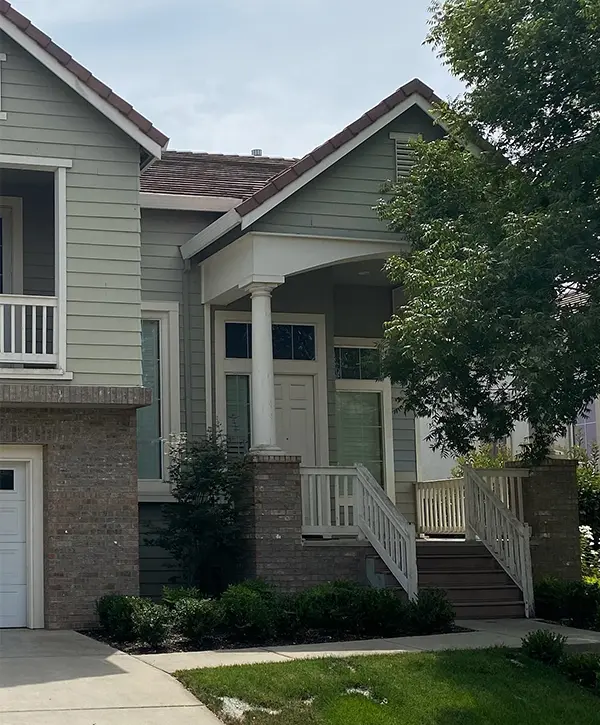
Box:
214 310 329 465
0 52 6 121
0 17 164 159
333 336 395 500
204 303 213 431
180 208 241 260
138 301 180 499
335 378 396 501
55 167 67 373
0 154 73 170
141 192 242 213
0 446 44 629
0 369 73 380
0 196 23 294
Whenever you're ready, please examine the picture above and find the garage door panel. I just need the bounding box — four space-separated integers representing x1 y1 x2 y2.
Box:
0 586 27 628
0 502 25 543
0 544 26 585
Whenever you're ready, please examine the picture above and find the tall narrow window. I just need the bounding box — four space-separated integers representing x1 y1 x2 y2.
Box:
137 320 162 479
226 375 251 456
336 391 385 485
575 403 597 455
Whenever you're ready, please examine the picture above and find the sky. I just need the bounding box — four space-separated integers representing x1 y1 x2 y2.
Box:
15 0 463 158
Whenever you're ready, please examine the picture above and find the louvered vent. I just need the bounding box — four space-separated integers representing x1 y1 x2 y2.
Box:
390 132 417 180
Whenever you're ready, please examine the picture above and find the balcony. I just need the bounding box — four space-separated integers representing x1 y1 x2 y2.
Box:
0 294 58 366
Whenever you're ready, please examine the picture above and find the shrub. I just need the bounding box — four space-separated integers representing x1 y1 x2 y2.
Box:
580 525 600 579
174 598 222 642
408 588 455 635
96 595 143 643
162 585 202 609
132 601 171 648
560 652 600 691
535 578 600 630
219 581 281 643
295 581 367 636
357 587 411 638
521 629 567 666
451 442 513 478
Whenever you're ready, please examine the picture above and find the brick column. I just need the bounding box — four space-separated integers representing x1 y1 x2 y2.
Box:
517 458 581 582
242 454 303 589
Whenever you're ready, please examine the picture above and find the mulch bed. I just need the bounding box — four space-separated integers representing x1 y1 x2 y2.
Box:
80 624 471 656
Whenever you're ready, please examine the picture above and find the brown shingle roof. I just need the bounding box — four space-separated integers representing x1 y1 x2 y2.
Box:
235 78 440 216
0 1 169 150
141 151 296 198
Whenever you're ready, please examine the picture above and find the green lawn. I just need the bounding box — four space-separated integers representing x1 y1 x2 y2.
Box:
176 648 600 725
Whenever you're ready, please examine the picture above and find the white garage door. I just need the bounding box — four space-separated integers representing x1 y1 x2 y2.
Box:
0 464 27 628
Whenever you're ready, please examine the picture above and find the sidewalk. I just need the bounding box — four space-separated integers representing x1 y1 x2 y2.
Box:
135 618 600 673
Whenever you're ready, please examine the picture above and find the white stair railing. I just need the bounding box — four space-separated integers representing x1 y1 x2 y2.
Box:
465 466 534 617
301 466 359 537
356 464 418 600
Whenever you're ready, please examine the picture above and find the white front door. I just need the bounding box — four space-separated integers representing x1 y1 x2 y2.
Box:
0 463 27 628
275 375 316 465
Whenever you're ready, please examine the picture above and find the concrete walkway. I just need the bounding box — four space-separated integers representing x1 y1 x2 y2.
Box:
136 618 600 673
0 629 222 724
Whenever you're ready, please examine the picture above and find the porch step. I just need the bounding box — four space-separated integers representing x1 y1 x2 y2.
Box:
416 540 525 619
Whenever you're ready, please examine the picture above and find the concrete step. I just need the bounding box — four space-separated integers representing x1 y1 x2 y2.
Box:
417 554 503 572
440 584 522 604
416 540 486 556
453 600 525 619
419 569 515 587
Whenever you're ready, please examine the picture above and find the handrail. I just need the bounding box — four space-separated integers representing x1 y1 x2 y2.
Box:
465 466 534 617
356 464 418 600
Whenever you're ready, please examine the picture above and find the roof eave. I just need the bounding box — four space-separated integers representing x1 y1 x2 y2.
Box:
180 208 242 260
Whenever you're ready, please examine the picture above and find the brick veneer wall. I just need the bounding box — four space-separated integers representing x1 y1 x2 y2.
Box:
244 455 373 589
0 406 140 629
514 458 581 582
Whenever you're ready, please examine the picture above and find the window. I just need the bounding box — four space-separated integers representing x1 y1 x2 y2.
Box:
137 303 180 484
226 375 251 456
0 470 14 491
575 403 597 455
336 391 385 484
335 346 381 380
225 322 316 361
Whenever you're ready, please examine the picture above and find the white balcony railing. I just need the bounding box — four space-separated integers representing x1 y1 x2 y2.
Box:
0 294 58 366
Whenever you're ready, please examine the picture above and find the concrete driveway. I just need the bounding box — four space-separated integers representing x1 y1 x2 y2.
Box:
0 629 222 724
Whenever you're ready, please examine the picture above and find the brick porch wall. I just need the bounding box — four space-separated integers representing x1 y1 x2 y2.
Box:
243 455 372 589
0 406 140 629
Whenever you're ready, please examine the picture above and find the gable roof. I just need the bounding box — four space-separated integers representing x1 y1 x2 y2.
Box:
180 78 441 260
141 151 296 198
0 1 169 156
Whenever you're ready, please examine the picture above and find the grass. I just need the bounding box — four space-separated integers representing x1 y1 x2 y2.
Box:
176 648 600 725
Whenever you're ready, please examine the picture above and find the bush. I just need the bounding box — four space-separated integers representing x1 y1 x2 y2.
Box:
408 588 455 635
132 601 171 648
219 581 281 642
162 585 202 609
96 595 143 643
535 578 600 630
174 598 222 642
451 442 513 478
521 629 567 666
560 652 600 691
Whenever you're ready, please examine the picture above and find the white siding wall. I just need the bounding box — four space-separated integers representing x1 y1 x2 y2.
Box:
0 31 143 385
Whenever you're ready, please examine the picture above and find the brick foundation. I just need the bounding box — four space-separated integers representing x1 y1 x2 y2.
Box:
517 458 581 582
243 455 372 590
0 405 140 629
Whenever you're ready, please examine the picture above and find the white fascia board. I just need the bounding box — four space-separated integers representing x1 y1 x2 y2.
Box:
239 96 430 230
180 207 241 260
141 192 241 213
0 16 164 160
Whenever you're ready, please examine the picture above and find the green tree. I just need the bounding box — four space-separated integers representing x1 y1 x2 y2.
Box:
379 0 600 460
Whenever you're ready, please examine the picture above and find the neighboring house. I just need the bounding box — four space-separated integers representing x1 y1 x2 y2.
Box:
3 3 572 630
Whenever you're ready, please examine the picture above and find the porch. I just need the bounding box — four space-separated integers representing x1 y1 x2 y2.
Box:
0 161 67 376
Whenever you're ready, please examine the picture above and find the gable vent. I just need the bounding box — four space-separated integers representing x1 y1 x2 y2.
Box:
390 132 418 180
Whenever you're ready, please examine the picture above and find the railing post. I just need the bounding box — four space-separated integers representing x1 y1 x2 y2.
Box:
407 521 418 600
464 469 476 541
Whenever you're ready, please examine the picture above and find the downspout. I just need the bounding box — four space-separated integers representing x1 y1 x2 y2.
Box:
182 258 194 437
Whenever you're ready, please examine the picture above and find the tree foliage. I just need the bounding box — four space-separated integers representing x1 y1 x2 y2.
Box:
379 0 600 459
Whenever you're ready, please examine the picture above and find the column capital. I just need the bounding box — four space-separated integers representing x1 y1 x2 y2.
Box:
240 275 284 297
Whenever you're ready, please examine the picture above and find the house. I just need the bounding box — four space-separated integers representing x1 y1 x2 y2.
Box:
0 3 579 630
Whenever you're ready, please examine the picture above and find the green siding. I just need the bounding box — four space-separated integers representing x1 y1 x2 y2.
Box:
141 209 216 438
139 503 182 599
0 31 143 385
253 106 444 241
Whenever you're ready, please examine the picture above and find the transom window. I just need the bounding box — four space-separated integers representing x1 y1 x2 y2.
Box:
225 322 316 361
335 346 381 380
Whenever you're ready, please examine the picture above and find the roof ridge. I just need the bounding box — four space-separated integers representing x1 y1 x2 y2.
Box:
0 0 169 150
164 151 298 162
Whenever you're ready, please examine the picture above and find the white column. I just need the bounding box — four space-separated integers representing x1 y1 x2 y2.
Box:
247 282 281 452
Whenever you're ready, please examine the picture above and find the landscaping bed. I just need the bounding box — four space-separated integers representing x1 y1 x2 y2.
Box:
535 577 600 632
176 647 600 725
85 580 457 655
